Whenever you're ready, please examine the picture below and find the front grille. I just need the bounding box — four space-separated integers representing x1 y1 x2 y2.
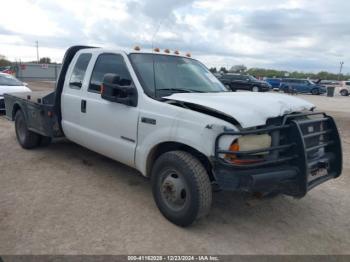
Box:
285 114 341 185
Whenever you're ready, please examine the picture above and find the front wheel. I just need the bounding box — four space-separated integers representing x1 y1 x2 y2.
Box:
340 89 349 96
311 88 320 95
252 86 260 92
151 151 212 227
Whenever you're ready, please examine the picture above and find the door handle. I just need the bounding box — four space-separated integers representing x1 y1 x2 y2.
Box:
81 100 87 113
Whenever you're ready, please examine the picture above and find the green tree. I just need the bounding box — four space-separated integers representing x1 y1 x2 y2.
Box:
219 67 228 74
209 67 217 73
0 58 11 67
39 57 51 64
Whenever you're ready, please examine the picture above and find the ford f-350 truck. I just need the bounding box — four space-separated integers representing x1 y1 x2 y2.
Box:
4 46 342 226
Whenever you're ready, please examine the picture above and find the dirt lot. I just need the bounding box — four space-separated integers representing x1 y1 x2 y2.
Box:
0 81 349 254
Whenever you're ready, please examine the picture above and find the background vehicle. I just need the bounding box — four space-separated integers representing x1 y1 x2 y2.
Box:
0 72 31 112
3 46 342 226
264 77 281 90
312 79 340 87
218 73 271 92
340 81 350 96
0 66 16 75
280 78 326 95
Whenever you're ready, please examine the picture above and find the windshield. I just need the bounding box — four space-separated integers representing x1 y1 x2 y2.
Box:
307 80 315 85
129 53 226 98
0 74 23 86
248 75 258 81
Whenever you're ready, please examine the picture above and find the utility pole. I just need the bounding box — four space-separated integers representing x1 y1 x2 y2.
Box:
338 61 344 80
36 40 39 63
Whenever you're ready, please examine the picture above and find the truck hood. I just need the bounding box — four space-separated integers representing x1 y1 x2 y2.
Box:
164 92 315 128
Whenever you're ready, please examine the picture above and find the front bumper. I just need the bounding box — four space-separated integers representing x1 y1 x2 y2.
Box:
260 85 270 92
212 112 342 197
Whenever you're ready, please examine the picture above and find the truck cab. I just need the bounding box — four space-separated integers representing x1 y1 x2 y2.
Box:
4 46 342 226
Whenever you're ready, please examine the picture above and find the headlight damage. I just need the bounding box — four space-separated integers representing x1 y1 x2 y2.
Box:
225 134 272 164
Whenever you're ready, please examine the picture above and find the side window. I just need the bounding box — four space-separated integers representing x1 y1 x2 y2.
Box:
346 82 350 86
69 53 92 89
89 54 132 93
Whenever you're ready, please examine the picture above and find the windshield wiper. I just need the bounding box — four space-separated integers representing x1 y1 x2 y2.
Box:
158 88 203 93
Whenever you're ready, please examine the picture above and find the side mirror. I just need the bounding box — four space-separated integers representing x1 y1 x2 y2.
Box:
101 73 137 107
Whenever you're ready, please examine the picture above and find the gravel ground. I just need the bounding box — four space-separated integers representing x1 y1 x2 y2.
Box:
0 82 349 254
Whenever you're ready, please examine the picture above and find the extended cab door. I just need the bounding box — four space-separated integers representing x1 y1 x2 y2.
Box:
61 52 93 141
78 52 139 167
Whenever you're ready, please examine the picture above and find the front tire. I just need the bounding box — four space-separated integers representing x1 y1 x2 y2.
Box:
151 151 212 227
311 88 320 95
15 110 40 149
340 89 349 96
252 86 260 92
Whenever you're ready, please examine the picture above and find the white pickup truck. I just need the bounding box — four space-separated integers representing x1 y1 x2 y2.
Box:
4 46 342 226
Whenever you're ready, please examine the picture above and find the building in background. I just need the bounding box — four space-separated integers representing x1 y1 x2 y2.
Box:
15 63 62 81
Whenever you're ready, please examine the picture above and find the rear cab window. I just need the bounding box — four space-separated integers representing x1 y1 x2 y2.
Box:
69 53 92 89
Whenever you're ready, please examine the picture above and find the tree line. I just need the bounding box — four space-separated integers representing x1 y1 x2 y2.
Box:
0 56 53 67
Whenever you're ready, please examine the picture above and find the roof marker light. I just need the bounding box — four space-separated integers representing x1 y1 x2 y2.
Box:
164 49 170 53
134 46 141 51
154 47 160 52
174 50 179 55
186 53 191 57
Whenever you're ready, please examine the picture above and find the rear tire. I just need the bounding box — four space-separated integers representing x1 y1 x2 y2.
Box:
151 151 212 227
15 110 40 149
340 89 349 96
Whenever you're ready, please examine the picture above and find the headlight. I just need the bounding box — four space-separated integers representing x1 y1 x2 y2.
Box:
225 134 272 164
235 134 271 152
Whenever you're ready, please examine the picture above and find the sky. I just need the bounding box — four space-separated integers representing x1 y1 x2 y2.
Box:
0 0 349 73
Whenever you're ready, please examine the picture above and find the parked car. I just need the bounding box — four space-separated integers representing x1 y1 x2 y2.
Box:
4 46 343 226
218 74 271 92
280 79 326 95
0 72 31 112
264 78 282 90
339 81 350 96
315 80 341 87
0 66 16 75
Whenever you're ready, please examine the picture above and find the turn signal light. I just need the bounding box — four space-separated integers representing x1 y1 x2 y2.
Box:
225 142 239 161
225 141 264 165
